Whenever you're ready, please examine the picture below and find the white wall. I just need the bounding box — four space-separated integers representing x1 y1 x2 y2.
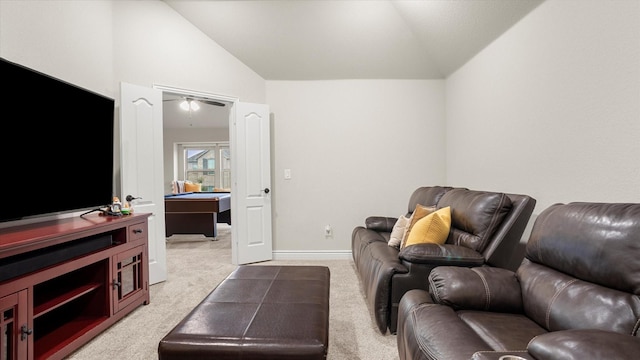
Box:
111 1 265 104
266 80 446 252
0 1 114 98
446 0 640 215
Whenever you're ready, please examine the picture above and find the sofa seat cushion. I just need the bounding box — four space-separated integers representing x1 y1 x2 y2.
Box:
458 311 547 351
398 293 547 359
399 300 493 359
399 243 484 266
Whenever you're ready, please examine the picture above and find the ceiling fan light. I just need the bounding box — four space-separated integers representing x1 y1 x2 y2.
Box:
179 100 190 111
190 101 200 111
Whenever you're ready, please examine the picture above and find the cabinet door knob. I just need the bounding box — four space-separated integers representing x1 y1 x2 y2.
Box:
21 324 33 340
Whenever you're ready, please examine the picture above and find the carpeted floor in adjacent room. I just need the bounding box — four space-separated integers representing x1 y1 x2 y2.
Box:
68 224 399 360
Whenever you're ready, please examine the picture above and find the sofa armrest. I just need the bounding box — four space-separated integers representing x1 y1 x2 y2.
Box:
428 266 523 313
399 243 485 266
365 216 397 232
527 329 640 360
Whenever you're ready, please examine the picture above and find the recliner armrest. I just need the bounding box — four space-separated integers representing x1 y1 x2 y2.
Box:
527 329 640 360
365 216 397 232
429 266 523 312
399 243 485 266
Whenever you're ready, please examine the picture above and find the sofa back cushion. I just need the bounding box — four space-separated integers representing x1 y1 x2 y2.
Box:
518 202 640 334
436 189 512 253
406 186 453 216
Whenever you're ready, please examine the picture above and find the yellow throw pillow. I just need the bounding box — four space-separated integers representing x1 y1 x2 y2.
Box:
404 206 452 247
184 182 202 192
400 204 436 249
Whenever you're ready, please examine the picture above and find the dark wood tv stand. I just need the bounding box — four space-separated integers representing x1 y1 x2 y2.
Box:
0 213 150 360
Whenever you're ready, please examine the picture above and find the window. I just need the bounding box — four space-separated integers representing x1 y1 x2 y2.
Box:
203 158 215 175
179 142 230 191
219 147 231 189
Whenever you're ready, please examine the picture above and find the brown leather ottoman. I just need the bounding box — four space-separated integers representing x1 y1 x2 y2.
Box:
158 265 330 360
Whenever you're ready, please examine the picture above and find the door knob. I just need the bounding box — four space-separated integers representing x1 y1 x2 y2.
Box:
126 195 141 202
263 188 270 194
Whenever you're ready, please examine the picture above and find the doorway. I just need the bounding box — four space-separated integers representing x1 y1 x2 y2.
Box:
155 85 273 265
157 85 235 238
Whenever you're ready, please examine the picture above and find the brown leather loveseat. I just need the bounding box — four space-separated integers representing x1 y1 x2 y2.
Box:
352 186 536 334
397 202 640 360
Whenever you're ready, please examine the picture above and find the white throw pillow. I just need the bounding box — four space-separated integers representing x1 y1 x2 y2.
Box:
388 215 410 248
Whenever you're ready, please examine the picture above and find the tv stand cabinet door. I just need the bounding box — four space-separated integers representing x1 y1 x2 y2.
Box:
112 245 148 313
0 289 29 360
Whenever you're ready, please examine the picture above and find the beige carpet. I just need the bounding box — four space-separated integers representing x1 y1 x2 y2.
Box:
68 224 399 359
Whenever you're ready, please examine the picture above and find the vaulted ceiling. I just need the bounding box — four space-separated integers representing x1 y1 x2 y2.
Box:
163 0 545 80
162 0 545 128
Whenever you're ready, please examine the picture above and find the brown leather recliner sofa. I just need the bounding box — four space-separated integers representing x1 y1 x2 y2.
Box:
351 186 536 334
397 202 640 360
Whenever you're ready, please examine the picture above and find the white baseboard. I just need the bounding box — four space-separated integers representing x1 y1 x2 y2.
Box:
272 250 352 260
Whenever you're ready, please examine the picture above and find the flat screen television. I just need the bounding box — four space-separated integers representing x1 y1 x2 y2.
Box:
0 57 114 224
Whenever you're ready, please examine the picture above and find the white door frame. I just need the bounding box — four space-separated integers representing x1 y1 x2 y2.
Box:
153 84 241 262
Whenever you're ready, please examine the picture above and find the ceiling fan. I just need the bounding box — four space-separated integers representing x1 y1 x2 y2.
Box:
163 96 226 111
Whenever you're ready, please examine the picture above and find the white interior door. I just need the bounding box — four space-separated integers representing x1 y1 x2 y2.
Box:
232 101 272 264
120 82 167 284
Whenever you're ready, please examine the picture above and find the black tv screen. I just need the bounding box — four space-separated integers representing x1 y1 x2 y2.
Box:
0 57 114 223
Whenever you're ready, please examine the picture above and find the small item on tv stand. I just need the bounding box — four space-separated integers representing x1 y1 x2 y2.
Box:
109 196 123 214
123 194 141 215
121 201 132 215
81 195 137 218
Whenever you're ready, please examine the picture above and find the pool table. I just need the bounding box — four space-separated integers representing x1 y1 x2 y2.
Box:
164 192 231 239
